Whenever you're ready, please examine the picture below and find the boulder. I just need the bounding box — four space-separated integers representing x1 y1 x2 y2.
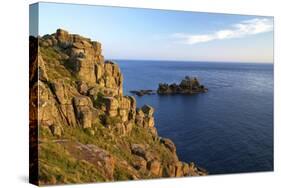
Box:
160 138 177 154
130 144 156 162
131 144 146 159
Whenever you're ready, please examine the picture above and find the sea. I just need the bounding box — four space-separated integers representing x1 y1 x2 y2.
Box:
115 60 273 175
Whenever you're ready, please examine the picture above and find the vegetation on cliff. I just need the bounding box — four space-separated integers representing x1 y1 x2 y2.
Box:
29 29 206 186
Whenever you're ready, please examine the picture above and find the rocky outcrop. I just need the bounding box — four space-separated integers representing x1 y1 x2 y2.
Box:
55 140 116 180
40 29 123 96
73 96 99 128
130 90 155 96
135 105 157 136
130 76 208 96
157 76 208 95
129 140 203 178
160 138 177 154
30 29 206 185
131 144 148 159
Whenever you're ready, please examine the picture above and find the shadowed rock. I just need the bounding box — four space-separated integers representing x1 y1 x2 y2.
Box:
157 76 208 95
130 90 155 96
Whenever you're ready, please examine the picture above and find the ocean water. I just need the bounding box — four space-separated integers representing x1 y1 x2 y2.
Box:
115 60 273 175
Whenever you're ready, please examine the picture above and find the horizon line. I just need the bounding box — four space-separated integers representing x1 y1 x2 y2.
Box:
107 58 274 64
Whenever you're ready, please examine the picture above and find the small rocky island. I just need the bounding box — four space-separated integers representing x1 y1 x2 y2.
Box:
130 76 208 97
157 76 208 95
130 90 155 96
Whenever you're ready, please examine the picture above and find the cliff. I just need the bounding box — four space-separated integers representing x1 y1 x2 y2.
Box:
29 29 206 185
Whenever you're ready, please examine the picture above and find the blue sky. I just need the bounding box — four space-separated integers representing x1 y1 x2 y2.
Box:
32 2 274 63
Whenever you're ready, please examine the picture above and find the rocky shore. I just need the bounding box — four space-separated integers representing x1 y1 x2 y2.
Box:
30 29 207 185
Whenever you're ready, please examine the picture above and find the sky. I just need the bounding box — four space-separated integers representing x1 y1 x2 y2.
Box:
30 2 274 63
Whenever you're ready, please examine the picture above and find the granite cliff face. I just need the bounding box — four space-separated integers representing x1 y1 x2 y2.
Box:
29 29 206 185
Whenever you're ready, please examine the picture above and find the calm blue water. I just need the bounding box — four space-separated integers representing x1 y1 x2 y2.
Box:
116 60 273 175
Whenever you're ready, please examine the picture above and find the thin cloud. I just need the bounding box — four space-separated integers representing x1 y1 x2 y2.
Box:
171 18 273 45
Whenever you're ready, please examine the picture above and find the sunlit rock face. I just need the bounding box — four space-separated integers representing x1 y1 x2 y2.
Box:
29 29 207 186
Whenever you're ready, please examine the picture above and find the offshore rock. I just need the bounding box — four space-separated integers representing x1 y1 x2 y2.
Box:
157 76 208 95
